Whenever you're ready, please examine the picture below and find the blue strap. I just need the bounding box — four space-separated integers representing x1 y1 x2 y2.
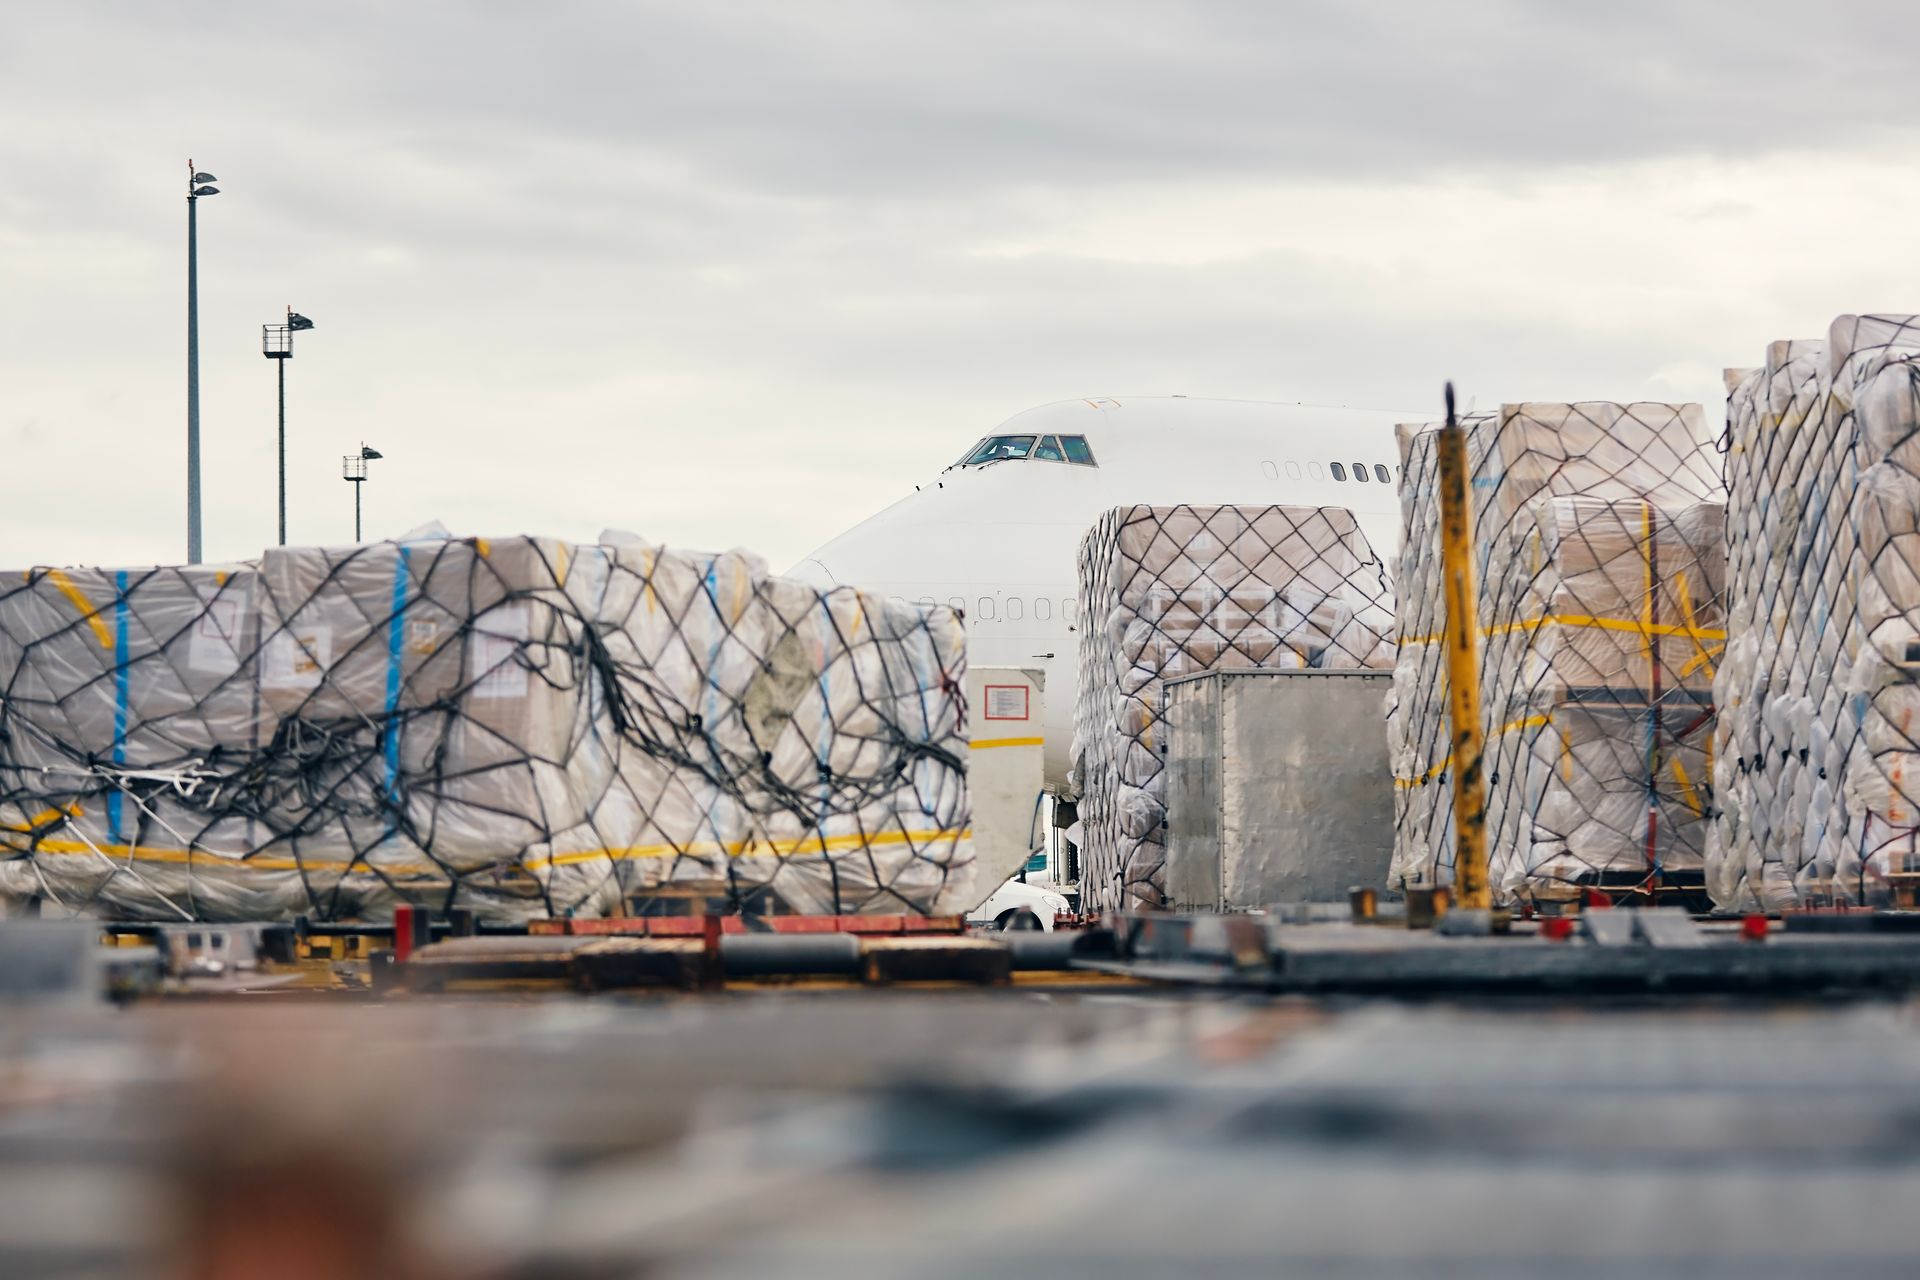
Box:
382 547 411 810
108 570 129 843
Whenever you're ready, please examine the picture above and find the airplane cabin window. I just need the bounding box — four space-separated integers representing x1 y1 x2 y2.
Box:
948 596 966 616
1063 596 1078 622
1261 460 1278 480
1007 596 1024 620
1352 462 1369 483
1285 461 1302 480
1061 436 1097 466
1035 597 1052 620
1308 462 1324 480
976 597 997 620
963 435 1037 465
1329 462 1347 481
1375 464 1392 484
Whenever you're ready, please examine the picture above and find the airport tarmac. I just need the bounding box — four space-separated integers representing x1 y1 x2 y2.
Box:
5 986 1920 1278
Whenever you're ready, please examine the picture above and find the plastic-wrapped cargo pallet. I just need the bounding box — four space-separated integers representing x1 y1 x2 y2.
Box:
1388 404 1726 903
0 527 971 922
1071 504 1395 912
1710 340 1835 908
1711 316 1920 908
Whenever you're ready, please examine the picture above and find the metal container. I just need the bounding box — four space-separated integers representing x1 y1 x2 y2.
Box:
1164 669 1392 910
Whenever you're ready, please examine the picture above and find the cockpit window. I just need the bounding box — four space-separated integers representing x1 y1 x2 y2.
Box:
962 434 1037 464
954 431 1099 468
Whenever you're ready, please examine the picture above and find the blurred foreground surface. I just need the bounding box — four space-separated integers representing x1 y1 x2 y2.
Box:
6 989 1920 1278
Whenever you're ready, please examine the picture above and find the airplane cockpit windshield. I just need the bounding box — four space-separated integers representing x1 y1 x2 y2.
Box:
955 433 1098 467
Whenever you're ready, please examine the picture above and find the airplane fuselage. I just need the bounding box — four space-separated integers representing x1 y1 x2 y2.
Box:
789 396 1409 784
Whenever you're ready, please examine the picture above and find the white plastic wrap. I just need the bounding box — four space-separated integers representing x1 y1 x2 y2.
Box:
1712 316 1920 908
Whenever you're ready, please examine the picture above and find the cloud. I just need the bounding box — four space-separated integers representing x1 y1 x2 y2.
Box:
2 1 1917 570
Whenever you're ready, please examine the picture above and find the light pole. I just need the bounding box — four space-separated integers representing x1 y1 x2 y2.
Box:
342 443 383 542
262 309 315 545
185 161 220 564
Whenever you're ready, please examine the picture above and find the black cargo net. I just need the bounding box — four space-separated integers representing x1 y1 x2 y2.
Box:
1712 315 1920 909
0 532 970 922
1071 504 1395 913
1388 403 1725 904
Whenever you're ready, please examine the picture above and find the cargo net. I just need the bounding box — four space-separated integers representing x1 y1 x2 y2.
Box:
1070 504 1394 913
1388 404 1726 904
0 528 971 923
1712 316 1920 909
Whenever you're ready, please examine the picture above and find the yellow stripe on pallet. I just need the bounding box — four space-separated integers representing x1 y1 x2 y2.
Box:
531 826 970 871
4 826 972 875
3 802 83 833
2 841 362 873
971 736 1044 750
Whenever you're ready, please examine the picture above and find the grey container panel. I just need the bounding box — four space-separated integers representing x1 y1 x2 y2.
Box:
1166 670 1392 910
1164 677 1222 910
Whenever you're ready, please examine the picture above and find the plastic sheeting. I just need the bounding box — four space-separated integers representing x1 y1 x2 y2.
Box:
1071 504 1394 912
0 529 971 922
1711 316 1920 908
1388 403 1725 902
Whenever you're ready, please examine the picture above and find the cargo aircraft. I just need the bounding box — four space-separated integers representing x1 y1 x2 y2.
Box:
788 396 1409 789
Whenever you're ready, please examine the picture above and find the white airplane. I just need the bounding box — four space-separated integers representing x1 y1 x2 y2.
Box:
788 395 1412 787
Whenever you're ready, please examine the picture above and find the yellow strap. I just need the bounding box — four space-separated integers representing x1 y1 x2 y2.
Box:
1641 501 1656 688
1394 714 1550 788
1670 754 1704 816
40 570 114 649
1399 613 1725 647
529 824 972 869
972 736 1043 750
6 825 971 874
1679 641 1724 679
2 802 83 833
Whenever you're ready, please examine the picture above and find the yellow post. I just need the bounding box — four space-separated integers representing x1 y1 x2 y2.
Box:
1437 382 1491 913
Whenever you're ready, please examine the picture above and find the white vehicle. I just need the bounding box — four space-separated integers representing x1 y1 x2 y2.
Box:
790 396 1408 788
967 876 1071 932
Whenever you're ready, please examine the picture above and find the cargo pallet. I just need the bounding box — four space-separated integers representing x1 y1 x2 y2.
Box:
81 908 1127 996
1080 907 1920 995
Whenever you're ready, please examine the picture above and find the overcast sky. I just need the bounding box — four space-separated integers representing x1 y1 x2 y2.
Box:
4 1 1918 570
